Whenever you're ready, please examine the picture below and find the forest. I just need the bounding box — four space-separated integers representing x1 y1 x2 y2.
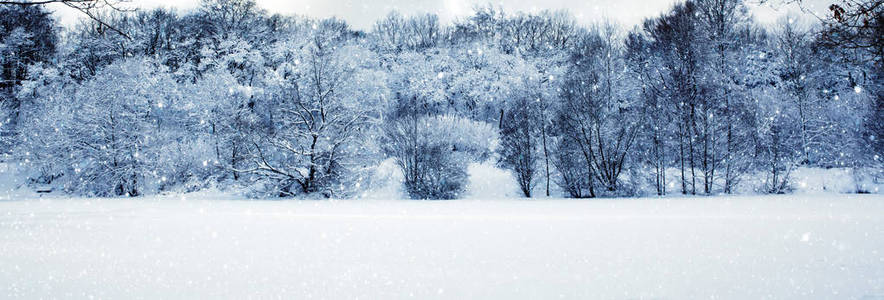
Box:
0 0 881 199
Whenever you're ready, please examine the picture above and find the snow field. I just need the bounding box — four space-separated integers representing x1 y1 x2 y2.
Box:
1 194 882 299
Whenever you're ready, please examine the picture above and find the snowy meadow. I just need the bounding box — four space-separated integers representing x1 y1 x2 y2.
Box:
1 0 883 298
1 194 883 299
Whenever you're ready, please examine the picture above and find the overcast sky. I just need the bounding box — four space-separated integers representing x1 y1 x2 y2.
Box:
48 0 831 31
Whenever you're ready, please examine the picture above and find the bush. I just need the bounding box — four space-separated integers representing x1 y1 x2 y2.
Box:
383 114 495 199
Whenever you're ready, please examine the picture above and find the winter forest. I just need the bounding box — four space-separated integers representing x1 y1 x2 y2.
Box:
2 0 884 298
0 0 881 200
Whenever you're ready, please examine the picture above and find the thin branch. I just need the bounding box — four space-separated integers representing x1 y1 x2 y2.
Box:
1 0 134 40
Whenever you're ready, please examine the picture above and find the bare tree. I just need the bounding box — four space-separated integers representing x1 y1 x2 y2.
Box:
557 23 642 196
762 0 882 162
696 0 751 194
499 94 541 197
645 1 706 194
2 0 133 38
762 0 882 65
626 28 669 196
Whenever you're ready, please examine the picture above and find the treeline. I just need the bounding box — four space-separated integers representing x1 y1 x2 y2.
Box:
0 0 880 198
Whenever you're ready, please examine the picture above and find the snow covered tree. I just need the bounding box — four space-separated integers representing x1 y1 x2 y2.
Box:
447 46 531 123
0 4 56 152
498 94 541 197
19 58 182 196
769 0 882 169
555 23 642 196
753 86 801 193
197 34 266 84
625 28 674 196
770 17 827 166
371 12 440 53
385 50 455 117
2 0 880 198
551 134 592 198
695 0 752 193
241 21 387 197
644 1 709 195
183 69 258 181
817 0 883 168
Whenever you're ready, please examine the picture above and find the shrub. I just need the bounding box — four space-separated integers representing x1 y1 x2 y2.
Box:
383 114 495 199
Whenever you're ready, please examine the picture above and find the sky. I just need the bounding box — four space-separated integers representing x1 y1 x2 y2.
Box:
48 0 832 31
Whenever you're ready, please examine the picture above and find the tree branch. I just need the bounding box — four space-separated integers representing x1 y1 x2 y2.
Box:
1 0 133 40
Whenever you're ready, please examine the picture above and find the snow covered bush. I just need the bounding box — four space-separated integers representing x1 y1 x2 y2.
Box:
430 114 497 159
383 114 496 199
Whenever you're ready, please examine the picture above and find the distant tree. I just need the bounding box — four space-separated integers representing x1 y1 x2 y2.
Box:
449 5 506 46
371 12 440 53
127 8 190 72
60 9 135 79
196 0 267 42
60 8 192 79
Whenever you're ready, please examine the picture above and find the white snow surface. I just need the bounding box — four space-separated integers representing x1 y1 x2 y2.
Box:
2 194 883 299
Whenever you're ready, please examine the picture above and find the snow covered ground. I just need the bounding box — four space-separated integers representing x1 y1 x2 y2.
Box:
1 194 883 299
